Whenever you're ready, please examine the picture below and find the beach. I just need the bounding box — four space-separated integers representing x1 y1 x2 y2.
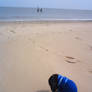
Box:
0 21 92 92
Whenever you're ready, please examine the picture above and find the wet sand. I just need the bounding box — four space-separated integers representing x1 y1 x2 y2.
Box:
0 21 92 92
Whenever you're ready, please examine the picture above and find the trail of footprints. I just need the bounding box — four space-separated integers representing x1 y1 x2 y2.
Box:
28 37 80 64
28 37 92 74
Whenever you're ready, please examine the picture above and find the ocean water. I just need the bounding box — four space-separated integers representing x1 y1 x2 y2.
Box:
0 7 92 21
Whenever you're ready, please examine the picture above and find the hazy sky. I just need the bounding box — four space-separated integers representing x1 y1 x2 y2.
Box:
0 0 92 10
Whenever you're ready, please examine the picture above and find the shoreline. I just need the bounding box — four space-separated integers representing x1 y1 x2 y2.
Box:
1 19 92 23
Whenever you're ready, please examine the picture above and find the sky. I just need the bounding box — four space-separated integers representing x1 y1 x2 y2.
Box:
0 0 92 10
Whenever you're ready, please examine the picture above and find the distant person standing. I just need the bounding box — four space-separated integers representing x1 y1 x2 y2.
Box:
40 8 42 12
37 8 39 13
48 74 77 92
37 8 43 13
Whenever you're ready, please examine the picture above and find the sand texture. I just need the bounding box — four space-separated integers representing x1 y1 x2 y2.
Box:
0 21 92 92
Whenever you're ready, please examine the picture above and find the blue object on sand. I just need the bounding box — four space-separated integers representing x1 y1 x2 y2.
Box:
58 75 77 92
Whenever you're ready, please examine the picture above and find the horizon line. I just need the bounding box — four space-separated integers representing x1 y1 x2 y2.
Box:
0 6 92 11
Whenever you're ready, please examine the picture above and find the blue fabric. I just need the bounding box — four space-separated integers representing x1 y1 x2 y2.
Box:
58 75 77 92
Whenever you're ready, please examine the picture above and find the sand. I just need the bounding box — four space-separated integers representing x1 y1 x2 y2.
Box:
0 21 92 92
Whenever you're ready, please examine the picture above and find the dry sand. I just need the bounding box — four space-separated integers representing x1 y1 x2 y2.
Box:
0 21 92 92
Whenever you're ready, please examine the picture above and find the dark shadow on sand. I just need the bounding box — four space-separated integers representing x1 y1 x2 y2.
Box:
36 90 50 92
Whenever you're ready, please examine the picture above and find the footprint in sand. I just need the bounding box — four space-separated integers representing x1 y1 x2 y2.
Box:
65 56 75 59
69 29 73 32
39 46 49 52
9 30 16 34
88 71 92 74
64 56 79 64
75 37 82 40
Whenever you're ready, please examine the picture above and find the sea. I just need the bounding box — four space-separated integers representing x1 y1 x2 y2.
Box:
0 7 92 21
